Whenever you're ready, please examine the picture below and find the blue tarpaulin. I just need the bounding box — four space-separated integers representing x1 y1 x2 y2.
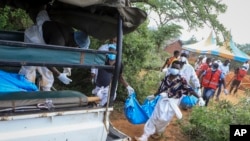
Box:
124 93 161 125
0 70 38 93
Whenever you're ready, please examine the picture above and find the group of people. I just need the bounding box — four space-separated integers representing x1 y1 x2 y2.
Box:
135 50 249 141
135 50 205 141
18 8 249 141
18 8 135 107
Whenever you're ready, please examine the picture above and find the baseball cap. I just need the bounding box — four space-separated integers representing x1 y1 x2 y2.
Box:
74 31 90 49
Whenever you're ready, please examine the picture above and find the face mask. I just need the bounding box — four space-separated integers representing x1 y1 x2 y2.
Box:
227 63 230 66
169 68 179 75
209 62 212 66
180 57 186 62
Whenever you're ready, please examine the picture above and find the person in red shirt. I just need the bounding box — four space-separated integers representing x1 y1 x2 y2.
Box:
229 66 248 94
199 62 226 106
195 57 212 78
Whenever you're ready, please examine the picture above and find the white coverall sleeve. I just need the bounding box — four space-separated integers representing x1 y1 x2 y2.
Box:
190 67 200 88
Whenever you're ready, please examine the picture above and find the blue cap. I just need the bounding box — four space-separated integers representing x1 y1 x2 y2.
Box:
107 54 116 61
74 31 90 49
108 44 116 50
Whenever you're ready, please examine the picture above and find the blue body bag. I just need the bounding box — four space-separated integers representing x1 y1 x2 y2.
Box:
179 95 198 109
124 93 160 125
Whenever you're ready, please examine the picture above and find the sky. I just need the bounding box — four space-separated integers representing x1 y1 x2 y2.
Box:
149 0 250 44
180 0 250 44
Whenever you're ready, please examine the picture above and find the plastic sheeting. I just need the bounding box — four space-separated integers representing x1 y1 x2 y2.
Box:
124 93 161 125
179 95 198 109
0 70 38 93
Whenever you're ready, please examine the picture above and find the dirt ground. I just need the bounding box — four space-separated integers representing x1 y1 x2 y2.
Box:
110 72 250 141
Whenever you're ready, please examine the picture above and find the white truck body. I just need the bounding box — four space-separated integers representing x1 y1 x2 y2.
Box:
0 107 130 141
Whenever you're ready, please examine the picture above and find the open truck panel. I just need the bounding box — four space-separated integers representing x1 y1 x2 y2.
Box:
0 0 147 141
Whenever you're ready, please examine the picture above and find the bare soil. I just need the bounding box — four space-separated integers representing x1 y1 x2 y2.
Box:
110 72 250 141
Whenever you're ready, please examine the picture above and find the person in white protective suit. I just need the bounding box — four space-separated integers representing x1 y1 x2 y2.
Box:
135 60 205 141
91 52 134 106
178 53 203 109
19 10 90 91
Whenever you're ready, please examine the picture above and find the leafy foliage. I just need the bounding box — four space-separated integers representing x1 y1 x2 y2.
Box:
180 92 250 141
0 6 32 30
141 0 228 43
237 43 250 55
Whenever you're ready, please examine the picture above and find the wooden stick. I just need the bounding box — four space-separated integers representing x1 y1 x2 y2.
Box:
87 96 101 102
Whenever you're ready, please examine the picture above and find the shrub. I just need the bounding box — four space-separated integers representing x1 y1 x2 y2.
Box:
180 92 250 141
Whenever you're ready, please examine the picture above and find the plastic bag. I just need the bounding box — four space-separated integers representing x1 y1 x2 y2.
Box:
179 95 198 109
124 92 160 124
141 95 161 118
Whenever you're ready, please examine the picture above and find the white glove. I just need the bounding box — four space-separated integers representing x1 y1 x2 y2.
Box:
126 85 135 95
58 73 72 85
146 95 155 100
63 67 72 76
197 88 202 97
162 68 168 72
91 78 95 84
198 97 205 106
224 89 229 95
160 92 167 97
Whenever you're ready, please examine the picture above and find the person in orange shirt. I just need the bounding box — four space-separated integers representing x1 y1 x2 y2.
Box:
229 66 248 94
161 50 180 72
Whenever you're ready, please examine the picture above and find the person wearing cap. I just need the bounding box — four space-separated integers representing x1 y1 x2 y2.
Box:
177 53 203 109
91 52 134 106
90 38 117 83
135 60 204 141
199 62 227 106
229 65 248 95
98 37 117 51
215 59 230 100
19 9 90 91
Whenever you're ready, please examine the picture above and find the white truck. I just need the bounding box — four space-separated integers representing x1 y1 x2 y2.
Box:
0 0 147 140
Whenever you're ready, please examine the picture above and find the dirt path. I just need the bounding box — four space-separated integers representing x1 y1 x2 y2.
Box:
110 72 250 141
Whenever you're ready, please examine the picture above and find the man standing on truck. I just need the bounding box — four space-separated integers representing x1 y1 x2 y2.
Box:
91 45 134 106
91 37 117 84
19 9 90 91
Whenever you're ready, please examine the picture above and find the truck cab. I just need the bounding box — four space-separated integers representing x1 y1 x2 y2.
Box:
0 0 147 140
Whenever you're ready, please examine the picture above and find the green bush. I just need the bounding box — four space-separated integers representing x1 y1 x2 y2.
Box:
180 92 250 141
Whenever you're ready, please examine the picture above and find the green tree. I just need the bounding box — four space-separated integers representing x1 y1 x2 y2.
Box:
0 6 32 30
237 43 250 55
133 0 228 43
